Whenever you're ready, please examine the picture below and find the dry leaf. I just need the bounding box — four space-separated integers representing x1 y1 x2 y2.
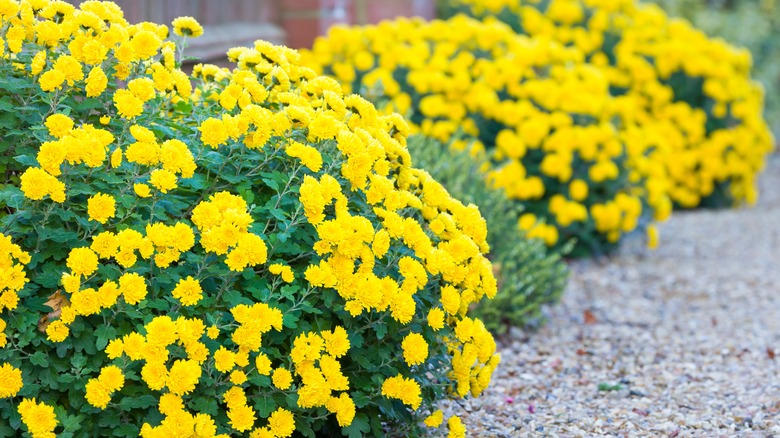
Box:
583 309 597 325
37 290 68 333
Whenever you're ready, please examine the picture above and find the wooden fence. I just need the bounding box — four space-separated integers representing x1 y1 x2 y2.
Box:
64 0 435 59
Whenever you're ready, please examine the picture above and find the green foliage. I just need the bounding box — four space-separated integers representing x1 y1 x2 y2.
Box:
407 135 569 333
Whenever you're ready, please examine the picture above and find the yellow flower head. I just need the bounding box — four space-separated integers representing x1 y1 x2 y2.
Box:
87 193 116 224
401 332 429 366
0 363 23 398
172 16 204 38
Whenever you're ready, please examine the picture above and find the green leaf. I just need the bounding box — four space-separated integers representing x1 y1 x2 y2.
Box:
29 351 48 368
282 313 298 329
57 407 84 433
254 395 277 418
374 322 387 340
351 391 371 408
73 97 104 111
0 95 15 112
113 424 140 437
189 397 218 416
223 289 251 307
118 395 157 410
13 154 38 167
23 295 52 312
295 417 315 438
343 413 370 438
70 353 87 369
94 325 116 351
97 411 121 428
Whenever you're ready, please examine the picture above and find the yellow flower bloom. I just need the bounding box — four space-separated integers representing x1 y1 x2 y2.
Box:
171 276 203 306
286 141 323 173
66 247 99 277
141 362 168 391
158 393 184 416
45 320 69 342
228 404 257 432
230 370 247 385
85 66 108 97
268 263 295 282
87 193 116 224
424 410 443 428
447 415 466 438
198 118 229 148
167 359 202 395
18 398 58 437
272 367 292 390
118 272 148 305
44 113 74 138
85 379 112 409
110 148 122 168
254 353 272 375
381 375 422 410
321 326 350 358
427 308 445 331
213 346 236 373
133 183 153 198
268 408 296 438
113 89 144 119
149 168 178 193
172 16 204 38
401 332 429 366
39 68 65 91
0 363 23 398
325 393 356 427
646 223 659 250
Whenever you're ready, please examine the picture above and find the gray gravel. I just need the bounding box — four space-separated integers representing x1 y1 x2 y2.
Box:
453 154 780 437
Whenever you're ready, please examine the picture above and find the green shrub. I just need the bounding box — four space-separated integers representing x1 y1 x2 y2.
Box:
0 2 499 437
444 0 775 209
652 0 780 137
303 16 662 258
407 135 569 334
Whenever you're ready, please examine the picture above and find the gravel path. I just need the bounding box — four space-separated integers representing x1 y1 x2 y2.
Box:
456 155 780 437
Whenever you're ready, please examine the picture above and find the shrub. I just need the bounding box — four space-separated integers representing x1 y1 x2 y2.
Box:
0 2 499 437
445 0 775 209
406 135 569 334
652 0 780 138
303 15 663 257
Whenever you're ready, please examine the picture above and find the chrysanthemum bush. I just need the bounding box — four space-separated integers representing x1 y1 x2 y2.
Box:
445 0 775 209
0 2 499 437
407 135 569 334
303 15 663 256
653 0 780 137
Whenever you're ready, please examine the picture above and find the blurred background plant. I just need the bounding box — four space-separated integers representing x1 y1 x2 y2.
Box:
407 135 569 334
652 0 780 137
303 16 661 257
439 0 775 210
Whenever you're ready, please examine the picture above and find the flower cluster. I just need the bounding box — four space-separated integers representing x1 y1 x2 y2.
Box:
0 2 498 437
449 0 775 209
303 15 661 255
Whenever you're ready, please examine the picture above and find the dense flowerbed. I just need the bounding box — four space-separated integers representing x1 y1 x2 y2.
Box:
0 1 499 437
407 135 569 333
303 15 668 256
633 0 780 138
445 0 775 209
